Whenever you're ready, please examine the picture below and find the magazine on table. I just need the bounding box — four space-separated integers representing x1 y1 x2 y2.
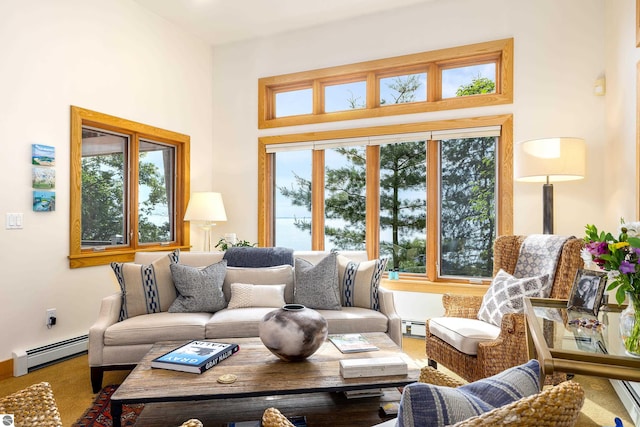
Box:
151 340 239 374
328 333 379 353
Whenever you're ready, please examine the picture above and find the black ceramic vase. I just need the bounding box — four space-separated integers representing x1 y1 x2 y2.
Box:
258 304 328 362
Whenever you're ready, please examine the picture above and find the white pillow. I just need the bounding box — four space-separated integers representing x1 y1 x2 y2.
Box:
227 283 286 309
478 269 549 326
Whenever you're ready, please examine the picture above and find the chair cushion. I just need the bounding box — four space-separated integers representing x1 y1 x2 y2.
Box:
110 249 180 320
397 359 541 427
337 255 388 310
294 252 341 310
168 261 227 313
477 269 550 327
429 317 500 355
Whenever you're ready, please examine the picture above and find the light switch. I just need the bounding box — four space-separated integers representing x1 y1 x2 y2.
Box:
6 213 23 229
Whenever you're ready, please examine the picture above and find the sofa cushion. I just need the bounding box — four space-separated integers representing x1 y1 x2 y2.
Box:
317 307 389 335
223 246 294 267
397 359 541 427
337 255 388 310
227 283 286 309
110 249 180 320
168 261 227 313
223 265 294 303
104 311 210 345
294 252 341 310
205 307 278 338
428 317 500 355
477 269 550 327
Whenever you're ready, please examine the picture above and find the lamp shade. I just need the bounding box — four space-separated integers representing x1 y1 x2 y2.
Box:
184 192 227 222
514 137 586 182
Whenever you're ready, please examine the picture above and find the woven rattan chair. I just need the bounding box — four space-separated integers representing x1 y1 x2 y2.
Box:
0 382 62 427
418 366 585 426
262 407 296 427
425 235 584 382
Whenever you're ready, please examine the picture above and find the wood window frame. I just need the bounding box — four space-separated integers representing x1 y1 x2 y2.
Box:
258 38 513 129
258 114 513 284
68 106 191 268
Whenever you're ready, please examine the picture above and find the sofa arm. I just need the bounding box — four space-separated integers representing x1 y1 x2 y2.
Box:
88 293 122 366
442 294 483 319
378 288 402 347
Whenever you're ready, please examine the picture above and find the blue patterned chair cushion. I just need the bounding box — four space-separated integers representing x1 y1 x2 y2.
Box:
337 255 388 310
111 249 180 321
398 359 541 427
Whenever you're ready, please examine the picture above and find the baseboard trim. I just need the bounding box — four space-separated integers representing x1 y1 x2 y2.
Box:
0 358 13 381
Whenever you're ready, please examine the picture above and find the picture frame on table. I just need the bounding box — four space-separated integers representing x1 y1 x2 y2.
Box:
567 268 607 316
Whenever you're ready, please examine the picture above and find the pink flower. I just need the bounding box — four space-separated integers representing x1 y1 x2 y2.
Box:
586 241 609 256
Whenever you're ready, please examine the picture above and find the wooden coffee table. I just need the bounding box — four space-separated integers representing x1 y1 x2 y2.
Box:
111 332 419 427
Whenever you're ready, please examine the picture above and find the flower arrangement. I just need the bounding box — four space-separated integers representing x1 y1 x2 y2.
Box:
583 220 640 305
583 220 640 355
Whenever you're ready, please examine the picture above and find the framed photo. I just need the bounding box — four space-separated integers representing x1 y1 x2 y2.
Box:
567 269 607 315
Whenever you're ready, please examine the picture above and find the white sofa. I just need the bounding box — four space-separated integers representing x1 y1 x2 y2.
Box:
88 250 402 392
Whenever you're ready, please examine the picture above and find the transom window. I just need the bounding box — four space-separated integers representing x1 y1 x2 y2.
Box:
69 106 190 268
259 38 512 129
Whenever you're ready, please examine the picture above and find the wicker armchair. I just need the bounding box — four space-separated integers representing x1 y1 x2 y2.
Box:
418 366 585 426
0 382 62 427
425 235 584 382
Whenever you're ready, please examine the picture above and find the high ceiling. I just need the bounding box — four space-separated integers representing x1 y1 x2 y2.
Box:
132 0 435 46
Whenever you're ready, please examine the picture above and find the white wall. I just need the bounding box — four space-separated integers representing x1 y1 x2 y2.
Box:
0 0 214 361
211 0 608 321
605 0 640 230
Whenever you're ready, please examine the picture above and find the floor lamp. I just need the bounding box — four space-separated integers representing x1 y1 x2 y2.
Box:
184 192 227 251
514 137 586 234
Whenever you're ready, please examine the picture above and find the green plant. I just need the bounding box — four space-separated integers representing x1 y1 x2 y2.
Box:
214 237 256 251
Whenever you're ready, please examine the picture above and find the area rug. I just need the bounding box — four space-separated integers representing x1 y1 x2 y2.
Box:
73 384 144 427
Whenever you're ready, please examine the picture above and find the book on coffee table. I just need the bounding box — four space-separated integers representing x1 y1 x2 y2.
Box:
151 340 239 374
328 333 379 353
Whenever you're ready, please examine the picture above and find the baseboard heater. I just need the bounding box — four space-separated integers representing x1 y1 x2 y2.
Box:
12 335 88 376
402 320 426 337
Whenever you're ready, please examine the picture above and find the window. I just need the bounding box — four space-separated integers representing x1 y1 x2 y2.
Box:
258 38 513 129
259 116 513 283
69 106 190 268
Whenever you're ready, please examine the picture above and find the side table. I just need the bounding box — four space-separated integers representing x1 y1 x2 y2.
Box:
523 297 640 383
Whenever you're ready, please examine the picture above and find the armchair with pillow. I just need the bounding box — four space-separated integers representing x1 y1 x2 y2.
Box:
425 235 584 382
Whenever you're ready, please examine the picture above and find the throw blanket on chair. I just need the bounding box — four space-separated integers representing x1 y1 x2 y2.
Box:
513 234 571 287
223 247 294 267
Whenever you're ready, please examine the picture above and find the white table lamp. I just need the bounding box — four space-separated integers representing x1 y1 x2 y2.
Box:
184 192 227 251
514 137 586 234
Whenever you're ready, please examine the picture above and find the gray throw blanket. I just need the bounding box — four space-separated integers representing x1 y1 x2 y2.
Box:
223 246 294 267
513 234 571 286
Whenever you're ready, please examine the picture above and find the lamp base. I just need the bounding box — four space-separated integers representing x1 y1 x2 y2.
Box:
543 183 553 234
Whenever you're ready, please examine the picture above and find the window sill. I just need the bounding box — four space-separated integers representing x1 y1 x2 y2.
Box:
380 278 489 297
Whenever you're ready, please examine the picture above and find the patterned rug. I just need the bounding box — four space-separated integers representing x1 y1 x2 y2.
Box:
73 385 144 427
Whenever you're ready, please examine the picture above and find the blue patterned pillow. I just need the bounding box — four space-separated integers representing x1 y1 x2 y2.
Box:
111 249 180 321
398 359 540 427
337 255 388 310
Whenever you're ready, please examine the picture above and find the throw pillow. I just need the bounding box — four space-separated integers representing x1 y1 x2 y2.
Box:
294 252 341 310
477 269 550 327
110 249 180 321
397 359 541 427
227 283 287 309
337 255 388 311
167 260 227 313
223 265 294 303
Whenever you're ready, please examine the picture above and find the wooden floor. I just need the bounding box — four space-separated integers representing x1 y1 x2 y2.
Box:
0 337 634 427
